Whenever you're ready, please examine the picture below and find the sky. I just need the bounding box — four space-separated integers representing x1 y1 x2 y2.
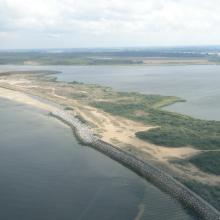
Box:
0 0 220 49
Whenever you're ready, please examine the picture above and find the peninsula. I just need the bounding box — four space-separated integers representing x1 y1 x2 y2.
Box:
0 70 219 218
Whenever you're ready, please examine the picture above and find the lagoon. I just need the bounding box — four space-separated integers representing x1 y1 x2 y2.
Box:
1 65 219 120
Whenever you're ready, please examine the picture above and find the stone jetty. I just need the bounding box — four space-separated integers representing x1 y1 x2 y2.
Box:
51 109 220 220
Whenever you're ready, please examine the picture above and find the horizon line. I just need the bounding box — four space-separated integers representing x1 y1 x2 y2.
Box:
1 45 220 52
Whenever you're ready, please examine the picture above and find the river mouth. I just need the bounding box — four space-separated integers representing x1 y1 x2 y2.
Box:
0 98 196 220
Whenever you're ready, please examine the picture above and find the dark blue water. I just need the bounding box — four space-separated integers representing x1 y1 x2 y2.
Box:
1 65 219 120
0 98 195 220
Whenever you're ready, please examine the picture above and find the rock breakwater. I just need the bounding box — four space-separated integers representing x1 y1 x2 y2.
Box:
51 110 220 220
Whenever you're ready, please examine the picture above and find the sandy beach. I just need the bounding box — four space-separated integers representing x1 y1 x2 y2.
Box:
0 87 56 112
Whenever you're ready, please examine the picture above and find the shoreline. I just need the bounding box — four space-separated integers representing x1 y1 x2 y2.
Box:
0 87 218 219
50 111 220 220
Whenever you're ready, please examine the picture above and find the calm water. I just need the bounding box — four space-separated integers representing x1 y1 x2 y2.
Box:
0 98 195 220
0 65 219 120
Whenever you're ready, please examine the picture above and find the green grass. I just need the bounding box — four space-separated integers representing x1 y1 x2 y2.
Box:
183 180 220 211
136 123 220 150
188 152 220 175
91 97 220 150
170 151 220 176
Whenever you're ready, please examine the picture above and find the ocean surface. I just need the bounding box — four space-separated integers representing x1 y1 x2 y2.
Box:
0 98 195 220
0 65 219 120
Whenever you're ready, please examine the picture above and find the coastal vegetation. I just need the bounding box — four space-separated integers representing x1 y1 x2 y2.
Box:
92 100 220 150
172 152 220 176
90 90 220 177
184 180 220 210
188 152 220 175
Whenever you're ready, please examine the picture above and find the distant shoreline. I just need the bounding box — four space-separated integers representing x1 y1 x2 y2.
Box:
1 47 220 66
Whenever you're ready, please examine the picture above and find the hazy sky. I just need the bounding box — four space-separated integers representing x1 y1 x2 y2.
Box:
0 0 220 49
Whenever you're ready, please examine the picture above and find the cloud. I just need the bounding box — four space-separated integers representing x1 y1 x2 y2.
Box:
0 0 220 48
